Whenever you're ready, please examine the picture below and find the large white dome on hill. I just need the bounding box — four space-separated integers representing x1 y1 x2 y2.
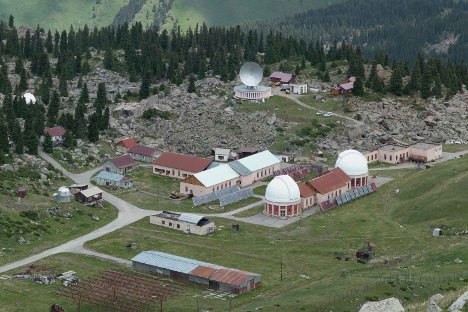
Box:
265 175 300 203
335 150 368 176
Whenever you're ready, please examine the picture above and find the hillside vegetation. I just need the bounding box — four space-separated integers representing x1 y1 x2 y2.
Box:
0 0 344 32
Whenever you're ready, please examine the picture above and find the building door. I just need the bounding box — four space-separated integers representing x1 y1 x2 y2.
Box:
106 167 110 172
280 210 286 217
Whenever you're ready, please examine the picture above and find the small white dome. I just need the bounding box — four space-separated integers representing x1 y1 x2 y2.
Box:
265 175 300 203
22 93 36 104
335 150 368 176
58 186 71 197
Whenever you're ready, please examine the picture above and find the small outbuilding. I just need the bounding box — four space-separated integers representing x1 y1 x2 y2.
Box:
17 187 27 198
54 186 72 203
95 171 133 189
115 137 137 153
43 126 66 145
150 211 215 235
433 228 442 237
75 186 103 205
153 152 212 179
269 72 294 84
213 148 231 162
290 83 308 95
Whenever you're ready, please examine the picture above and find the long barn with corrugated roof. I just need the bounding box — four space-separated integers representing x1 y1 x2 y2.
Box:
132 251 261 294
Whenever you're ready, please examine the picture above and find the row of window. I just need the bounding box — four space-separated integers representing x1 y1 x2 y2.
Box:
161 220 181 229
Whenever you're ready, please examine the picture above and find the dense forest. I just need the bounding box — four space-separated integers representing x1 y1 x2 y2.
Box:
246 0 468 62
0 15 467 161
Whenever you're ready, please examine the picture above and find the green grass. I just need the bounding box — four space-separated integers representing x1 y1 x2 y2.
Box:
443 144 468 153
253 185 267 196
234 205 264 218
368 162 395 168
0 199 117 266
300 94 346 112
0 0 128 31
106 167 262 213
83 156 468 311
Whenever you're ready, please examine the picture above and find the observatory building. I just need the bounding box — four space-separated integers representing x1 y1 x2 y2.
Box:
335 149 369 188
264 175 302 218
234 62 272 102
22 92 36 104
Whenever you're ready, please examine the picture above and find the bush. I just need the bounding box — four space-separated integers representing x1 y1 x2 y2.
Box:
20 210 39 220
142 108 171 120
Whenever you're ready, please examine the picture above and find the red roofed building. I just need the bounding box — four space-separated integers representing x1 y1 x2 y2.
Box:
128 144 161 163
104 154 137 175
307 168 351 204
153 152 212 179
43 126 66 144
269 72 295 84
115 137 137 152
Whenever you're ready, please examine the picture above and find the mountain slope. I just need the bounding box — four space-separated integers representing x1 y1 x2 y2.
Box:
0 0 344 31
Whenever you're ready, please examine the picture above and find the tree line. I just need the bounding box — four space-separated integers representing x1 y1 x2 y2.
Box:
0 15 467 162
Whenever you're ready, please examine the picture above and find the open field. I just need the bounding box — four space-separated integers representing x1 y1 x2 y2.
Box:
82 156 468 311
443 144 468 153
104 167 262 213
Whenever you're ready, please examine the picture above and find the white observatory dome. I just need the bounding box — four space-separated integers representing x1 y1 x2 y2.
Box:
265 175 300 203
58 186 71 197
335 150 368 176
22 93 36 104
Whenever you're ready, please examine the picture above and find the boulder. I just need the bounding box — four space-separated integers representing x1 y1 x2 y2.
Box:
429 294 444 304
359 298 405 312
426 302 442 312
449 290 468 311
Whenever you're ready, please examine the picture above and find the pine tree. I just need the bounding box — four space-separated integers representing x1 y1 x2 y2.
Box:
295 64 301 76
263 65 271 78
74 102 87 139
0 149 5 165
87 113 100 142
353 76 364 96
24 120 38 155
18 69 28 92
62 130 76 149
432 74 442 98
389 67 403 96
187 74 196 93
0 119 9 153
322 71 330 82
42 133 53 153
8 15 14 28
40 78 51 104
103 48 114 70
12 120 23 154
139 72 151 100
79 83 90 104
420 69 433 99
94 82 107 111
47 91 60 126
59 74 68 97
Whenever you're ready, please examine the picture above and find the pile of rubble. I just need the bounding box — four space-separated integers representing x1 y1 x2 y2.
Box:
319 92 468 153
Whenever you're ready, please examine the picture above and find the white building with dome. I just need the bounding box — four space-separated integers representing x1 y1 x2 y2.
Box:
264 175 302 217
54 186 72 203
22 92 36 105
335 149 369 188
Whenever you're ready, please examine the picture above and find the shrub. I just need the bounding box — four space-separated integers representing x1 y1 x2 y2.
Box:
142 108 171 120
20 210 39 220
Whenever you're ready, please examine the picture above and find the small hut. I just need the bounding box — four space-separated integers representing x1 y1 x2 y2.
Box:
17 187 27 198
432 228 442 237
54 187 72 203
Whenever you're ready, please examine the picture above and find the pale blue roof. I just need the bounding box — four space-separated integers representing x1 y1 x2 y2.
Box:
236 150 281 172
194 164 240 187
131 251 215 274
229 160 252 176
96 170 125 182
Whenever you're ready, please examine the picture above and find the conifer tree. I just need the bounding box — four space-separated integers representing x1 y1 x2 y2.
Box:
187 74 196 93
62 130 76 149
432 74 442 98
353 76 364 96
322 71 330 82
74 102 87 139
389 67 403 96
59 74 68 97
103 48 114 70
0 119 9 153
42 133 53 153
139 72 151 100
47 91 60 126
94 82 107 111
12 120 23 154
420 69 433 99
87 113 100 142
79 83 90 104
18 69 28 92
24 120 38 155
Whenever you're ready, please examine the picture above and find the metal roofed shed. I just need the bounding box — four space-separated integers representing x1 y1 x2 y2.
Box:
150 211 215 235
235 150 281 172
95 170 133 189
229 160 252 176
132 251 261 294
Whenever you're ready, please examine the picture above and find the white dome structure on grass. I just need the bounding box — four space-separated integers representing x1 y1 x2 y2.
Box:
54 186 72 203
22 93 36 104
335 149 369 188
264 175 302 218
234 62 272 102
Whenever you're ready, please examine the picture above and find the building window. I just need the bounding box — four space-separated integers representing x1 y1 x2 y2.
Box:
169 222 172 226
162 220 165 225
390 155 392 161
280 210 286 217
185 186 188 192
177 224 180 229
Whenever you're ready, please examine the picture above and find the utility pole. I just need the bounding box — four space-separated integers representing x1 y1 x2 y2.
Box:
280 261 283 281
409 247 412 281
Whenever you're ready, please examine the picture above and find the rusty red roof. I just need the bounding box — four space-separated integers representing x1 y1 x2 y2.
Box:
238 147 259 154
209 269 253 287
269 72 294 83
118 138 137 149
44 126 65 137
189 266 217 279
297 182 316 198
308 168 350 195
109 154 136 169
129 144 160 156
153 152 212 173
